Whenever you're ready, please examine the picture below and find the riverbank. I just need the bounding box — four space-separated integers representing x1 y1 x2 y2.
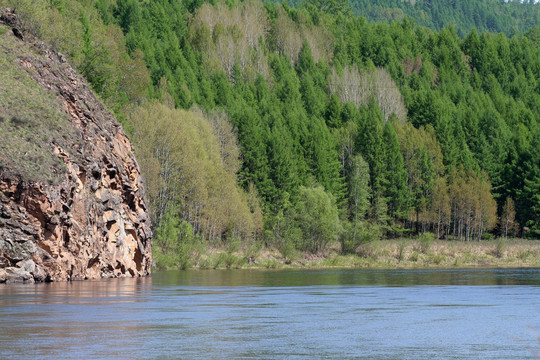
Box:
162 238 540 270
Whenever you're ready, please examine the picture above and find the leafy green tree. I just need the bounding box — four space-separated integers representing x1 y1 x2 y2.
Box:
152 205 181 269
500 196 517 240
429 176 451 240
128 100 262 244
153 207 197 269
287 185 341 253
347 154 371 222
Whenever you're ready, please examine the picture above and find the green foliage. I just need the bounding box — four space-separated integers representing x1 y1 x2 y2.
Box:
347 154 371 221
418 232 434 254
382 121 408 218
4 0 152 113
212 252 246 269
340 221 381 254
128 101 262 246
495 237 507 259
278 237 297 262
427 253 446 265
356 238 383 259
7 0 539 273
152 207 181 269
409 251 419 262
482 232 495 241
300 0 540 36
153 207 200 270
303 0 351 15
396 239 407 262
285 185 341 253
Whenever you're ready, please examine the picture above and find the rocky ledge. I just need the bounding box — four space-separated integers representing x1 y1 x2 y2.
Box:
0 9 152 283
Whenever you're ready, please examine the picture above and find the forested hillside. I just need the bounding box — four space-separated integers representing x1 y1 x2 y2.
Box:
3 0 539 266
288 0 540 36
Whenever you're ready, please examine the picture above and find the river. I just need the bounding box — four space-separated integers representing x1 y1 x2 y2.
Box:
1 268 539 359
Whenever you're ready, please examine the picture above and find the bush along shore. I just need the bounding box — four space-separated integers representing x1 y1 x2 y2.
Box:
153 237 540 271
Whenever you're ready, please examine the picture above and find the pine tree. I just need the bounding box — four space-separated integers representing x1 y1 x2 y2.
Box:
382 121 409 220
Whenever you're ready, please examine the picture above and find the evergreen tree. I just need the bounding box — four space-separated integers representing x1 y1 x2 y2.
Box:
382 121 409 220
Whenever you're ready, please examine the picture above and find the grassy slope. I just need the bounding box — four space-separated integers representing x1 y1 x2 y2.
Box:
0 23 77 184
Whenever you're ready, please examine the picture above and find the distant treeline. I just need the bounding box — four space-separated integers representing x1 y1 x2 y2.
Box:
283 0 540 36
4 0 538 266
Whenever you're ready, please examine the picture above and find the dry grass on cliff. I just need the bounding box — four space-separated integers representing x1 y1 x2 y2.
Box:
0 23 76 183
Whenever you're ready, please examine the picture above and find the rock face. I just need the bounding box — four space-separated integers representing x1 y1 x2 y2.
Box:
0 10 152 283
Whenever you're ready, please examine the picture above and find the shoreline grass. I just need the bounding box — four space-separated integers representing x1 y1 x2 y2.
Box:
153 238 540 271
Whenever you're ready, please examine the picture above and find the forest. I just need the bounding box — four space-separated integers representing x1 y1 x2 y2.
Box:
284 0 540 37
2 0 539 267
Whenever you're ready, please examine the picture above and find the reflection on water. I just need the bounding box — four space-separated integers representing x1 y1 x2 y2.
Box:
0 278 153 360
153 267 540 287
1 269 539 360
0 276 152 305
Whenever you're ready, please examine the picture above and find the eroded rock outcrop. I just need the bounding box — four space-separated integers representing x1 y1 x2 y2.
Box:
0 9 152 283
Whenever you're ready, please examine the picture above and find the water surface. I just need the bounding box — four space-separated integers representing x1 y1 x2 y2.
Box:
1 268 539 359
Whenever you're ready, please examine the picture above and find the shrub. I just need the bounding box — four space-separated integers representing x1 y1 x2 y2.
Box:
482 232 494 241
340 221 359 254
418 232 435 253
278 238 297 262
243 242 262 265
198 257 212 270
494 237 506 258
152 207 201 270
265 216 299 262
152 246 177 269
396 240 408 262
283 185 341 253
341 221 381 254
428 253 446 265
357 239 382 259
213 252 244 269
226 237 241 253
260 258 279 269
518 249 532 261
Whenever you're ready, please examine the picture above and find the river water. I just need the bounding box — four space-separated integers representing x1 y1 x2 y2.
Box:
1 268 539 359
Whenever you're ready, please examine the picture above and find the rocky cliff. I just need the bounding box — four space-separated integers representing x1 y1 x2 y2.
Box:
0 9 152 283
